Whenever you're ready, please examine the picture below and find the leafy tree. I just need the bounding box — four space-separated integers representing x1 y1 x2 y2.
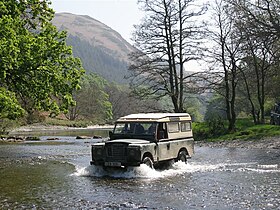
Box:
66 74 112 123
0 87 24 134
128 0 206 113
0 88 24 120
183 95 204 122
0 0 84 123
204 95 227 121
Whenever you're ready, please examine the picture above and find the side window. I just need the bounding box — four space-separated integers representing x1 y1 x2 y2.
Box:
181 121 191 132
158 123 167 139
168 122 180 133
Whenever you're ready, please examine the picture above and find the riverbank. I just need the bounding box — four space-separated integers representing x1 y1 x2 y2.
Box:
0 124 113 143
8 124 114 133
196 136 280 149
3 124 280 149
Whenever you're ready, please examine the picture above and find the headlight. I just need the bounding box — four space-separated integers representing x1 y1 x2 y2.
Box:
96 148 103 155
129 149 135 156
93 146 103 156
128 147 140 157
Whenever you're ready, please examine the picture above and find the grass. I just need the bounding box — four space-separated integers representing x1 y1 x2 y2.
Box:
193 118 280 142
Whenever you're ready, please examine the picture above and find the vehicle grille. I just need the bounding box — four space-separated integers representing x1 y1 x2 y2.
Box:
106 144 127 161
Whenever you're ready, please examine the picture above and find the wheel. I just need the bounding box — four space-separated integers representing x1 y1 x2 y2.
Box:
177 151 187 163
142 157 154 169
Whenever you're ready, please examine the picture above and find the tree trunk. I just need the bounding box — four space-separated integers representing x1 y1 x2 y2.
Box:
240 68 257 124
178 0 185 113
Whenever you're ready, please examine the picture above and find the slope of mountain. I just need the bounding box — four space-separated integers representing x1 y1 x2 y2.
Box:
52 13 135 83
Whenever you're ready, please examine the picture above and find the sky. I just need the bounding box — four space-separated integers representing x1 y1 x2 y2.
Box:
50 0 144 43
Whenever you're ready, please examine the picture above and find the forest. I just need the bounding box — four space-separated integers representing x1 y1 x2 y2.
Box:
0 0 280 139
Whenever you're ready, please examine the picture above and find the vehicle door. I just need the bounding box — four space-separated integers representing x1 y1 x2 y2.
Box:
156 122 174 161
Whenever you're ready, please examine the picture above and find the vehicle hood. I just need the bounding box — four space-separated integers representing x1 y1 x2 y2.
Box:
106 139 150 145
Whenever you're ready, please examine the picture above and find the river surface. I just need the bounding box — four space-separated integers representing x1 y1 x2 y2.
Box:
0 130 280 209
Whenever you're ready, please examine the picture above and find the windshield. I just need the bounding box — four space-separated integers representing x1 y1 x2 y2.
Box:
114 122 157 135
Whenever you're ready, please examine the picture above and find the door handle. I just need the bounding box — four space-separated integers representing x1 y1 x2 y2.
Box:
167 143 170 150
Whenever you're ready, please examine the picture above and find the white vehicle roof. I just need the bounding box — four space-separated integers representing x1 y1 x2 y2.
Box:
116 113 191 122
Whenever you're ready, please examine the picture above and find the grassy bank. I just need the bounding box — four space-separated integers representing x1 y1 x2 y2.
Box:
193 118 280 142
43 117 95 127
1 117 101 135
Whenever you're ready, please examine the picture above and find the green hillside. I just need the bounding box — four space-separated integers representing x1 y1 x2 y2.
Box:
53 13 136 83
67 34 128 83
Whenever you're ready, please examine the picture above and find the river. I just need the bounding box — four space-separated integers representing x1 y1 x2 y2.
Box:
0 130 279 209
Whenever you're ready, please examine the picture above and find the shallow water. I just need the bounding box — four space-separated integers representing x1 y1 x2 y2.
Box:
0 135 279 209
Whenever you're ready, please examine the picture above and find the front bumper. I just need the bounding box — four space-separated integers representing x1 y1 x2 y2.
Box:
90 159 141 167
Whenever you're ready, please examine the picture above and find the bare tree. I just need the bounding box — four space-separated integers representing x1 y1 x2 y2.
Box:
105 84 160 120
204 0 280 129
128 0 206 113
238 35 278 124
204 0 241 132
231 0 280 124
230 0 280 39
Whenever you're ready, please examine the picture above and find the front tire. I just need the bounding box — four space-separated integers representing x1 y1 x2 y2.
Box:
177 151 187 163
143 157 154 169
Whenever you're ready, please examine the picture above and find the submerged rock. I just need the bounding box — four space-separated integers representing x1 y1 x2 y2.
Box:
25 136 40 141
93 135 102 139
46 137 60 141
76 136 91 139
0 136 25 143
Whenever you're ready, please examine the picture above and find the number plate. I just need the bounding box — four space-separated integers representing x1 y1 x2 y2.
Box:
105 162 122 167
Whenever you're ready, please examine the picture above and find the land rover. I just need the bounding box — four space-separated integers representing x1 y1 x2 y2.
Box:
90 113 194 169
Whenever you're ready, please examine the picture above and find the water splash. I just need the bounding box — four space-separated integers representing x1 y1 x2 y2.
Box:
241 164 280 173
73 161 280 179
73 161 234 179
257 164 278 169
74 164 163 179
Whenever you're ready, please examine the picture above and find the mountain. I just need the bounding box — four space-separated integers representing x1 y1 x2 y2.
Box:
52 13 136 83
